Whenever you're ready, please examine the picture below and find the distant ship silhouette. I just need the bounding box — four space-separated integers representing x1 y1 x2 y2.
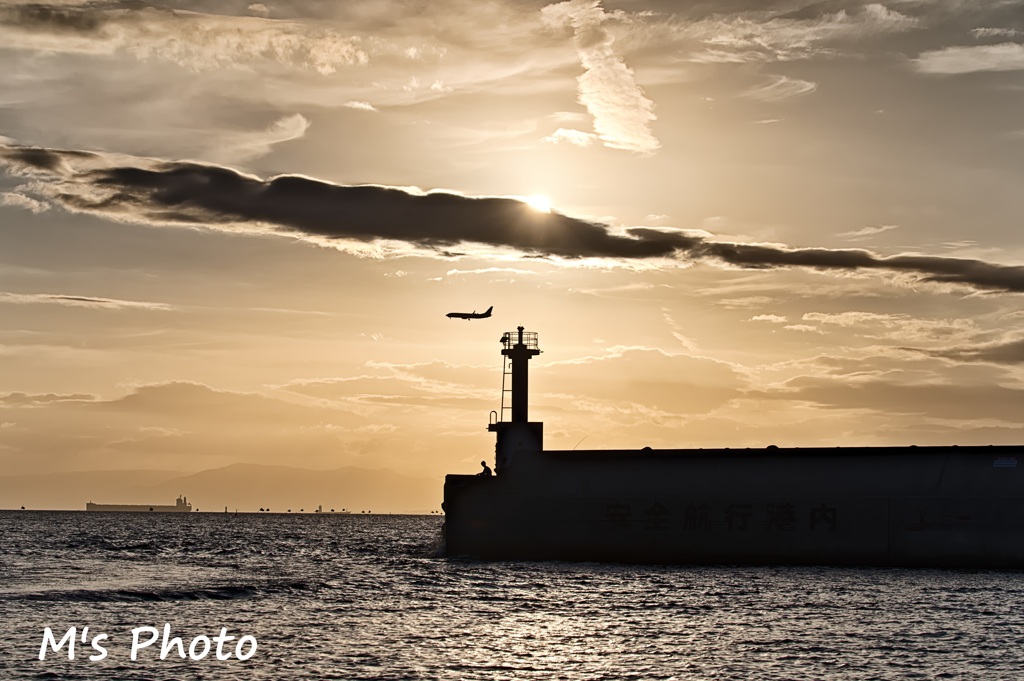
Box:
86 495 192 513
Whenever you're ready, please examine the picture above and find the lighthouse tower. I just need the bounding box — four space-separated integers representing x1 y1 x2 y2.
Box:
488 326 543 474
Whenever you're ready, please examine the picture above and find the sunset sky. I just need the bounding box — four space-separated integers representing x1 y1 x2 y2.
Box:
1 0 1023 504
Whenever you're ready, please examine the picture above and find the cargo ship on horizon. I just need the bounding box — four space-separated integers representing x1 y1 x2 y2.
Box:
86 495 192 513
443 327 1024 567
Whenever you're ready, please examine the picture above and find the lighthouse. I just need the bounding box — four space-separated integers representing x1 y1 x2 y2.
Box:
487 326 543 474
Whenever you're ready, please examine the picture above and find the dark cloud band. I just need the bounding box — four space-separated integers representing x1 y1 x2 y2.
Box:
2 142 1024 293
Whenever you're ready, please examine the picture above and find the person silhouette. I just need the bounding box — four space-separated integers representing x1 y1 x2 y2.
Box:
478 460 493 477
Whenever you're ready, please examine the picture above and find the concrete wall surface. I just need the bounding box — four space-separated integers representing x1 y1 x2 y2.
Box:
443 445 1024 567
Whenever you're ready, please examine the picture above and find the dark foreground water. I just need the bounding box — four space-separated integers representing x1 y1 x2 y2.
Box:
2 511 1024 680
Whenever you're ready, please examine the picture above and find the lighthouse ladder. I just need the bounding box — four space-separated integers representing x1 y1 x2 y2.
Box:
499 354 513 423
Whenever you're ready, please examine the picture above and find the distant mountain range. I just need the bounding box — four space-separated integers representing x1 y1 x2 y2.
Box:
0 463 443 514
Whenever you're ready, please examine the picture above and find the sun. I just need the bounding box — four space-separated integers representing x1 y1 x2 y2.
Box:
523 194 552 213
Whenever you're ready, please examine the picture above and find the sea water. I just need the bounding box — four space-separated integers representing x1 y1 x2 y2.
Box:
2 510 1024 680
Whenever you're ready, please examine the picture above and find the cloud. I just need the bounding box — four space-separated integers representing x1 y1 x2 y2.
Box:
247 4 270 19
343 101 378 112
751 314 787 323
209 113 310 163
922 336 1024 365
541 0 659 154
742 75 817 102
2 140 1024 294
0 191 48 213
277 361 495 409
762 377 1024 424
838 224 899 240
684 3 918 64
0 4 367 74
444 267 539 277
801 311 977 342
541 127 597 146
971 27 1022 39
0 381 361 472
0 291 173 310
541 345 746 419
1 392 95 406
915 42 1024 74
802 311 900 327
104 381 324 422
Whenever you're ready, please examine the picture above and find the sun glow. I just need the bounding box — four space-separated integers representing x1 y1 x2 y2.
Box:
523 194 552 213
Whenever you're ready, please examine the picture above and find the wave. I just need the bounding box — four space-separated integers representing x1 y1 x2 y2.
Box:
4 580 320 603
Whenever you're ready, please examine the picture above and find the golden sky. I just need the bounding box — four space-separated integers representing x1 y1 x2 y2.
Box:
1 0 1023 509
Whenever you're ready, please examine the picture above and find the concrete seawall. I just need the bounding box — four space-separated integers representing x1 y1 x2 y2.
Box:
444 445 1024 567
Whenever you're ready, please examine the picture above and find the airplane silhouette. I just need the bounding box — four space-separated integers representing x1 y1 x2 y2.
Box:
447 305 493 320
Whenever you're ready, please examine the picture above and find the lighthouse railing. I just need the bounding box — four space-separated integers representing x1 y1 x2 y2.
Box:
500 330 539 351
